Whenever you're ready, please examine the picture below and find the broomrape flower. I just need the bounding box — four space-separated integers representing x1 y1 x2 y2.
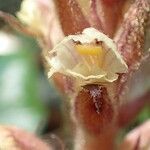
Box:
16 0 64 48
47 28 128 86
0 0 149 149
17 0 45 35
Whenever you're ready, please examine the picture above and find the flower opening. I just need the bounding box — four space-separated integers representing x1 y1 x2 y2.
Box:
47 28 128 86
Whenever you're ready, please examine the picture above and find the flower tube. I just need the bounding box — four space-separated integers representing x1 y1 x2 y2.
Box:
47 28 128 86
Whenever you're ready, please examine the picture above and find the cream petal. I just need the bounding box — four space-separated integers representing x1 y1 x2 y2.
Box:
47 27 128 86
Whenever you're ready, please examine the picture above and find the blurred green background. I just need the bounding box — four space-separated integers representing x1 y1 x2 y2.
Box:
0 30 62 132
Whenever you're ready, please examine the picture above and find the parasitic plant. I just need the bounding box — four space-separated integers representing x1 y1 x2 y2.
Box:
0 0 150 149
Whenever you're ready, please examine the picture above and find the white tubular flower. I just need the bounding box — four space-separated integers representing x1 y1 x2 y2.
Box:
17 0 51 36
47 28 128 86
17 0 64 47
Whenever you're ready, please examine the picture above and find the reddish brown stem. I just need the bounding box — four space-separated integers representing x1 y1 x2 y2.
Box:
74 127 117 150
72 85 116 150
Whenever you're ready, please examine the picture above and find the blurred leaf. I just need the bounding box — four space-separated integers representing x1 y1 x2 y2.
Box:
0 32 47 132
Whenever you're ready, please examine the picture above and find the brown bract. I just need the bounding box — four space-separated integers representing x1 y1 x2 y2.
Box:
115 0 150 101
115 0 150 68
74 85 114 135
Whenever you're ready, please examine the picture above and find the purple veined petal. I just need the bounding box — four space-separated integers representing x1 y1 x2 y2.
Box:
54 0 90 35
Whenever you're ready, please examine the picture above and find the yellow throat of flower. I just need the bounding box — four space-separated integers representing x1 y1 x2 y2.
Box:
75 44 103 55
75 44 104 70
